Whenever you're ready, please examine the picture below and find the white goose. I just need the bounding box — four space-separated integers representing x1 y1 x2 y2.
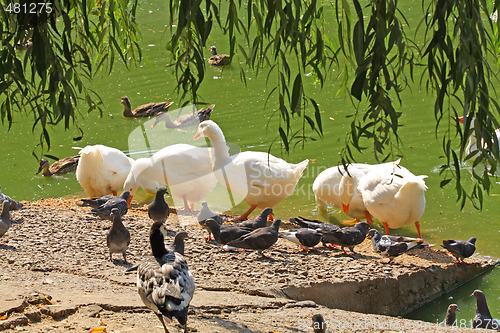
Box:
123 144 217 211
357 164 427 239
76 145 134 198
313 160 412 223
458 116 500 156
194 120 309 221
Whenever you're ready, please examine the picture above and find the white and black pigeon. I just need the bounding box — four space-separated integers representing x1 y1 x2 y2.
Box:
137 225 195 333
0 201 12 244
91 191 131 220
106 208 130 263
80 195 115 209
279 228 322 252
197 201 226 240
440 304 460 327
316 221 370 254
0 185 22 210
367 229 424 260
231 207 273 230
312 314 327 333
201 218 253 245
148 187 170 223
471 289 498 329
442 237 476 262
224 219 281 256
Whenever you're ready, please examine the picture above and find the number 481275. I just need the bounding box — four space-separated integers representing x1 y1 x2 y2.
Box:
5 2 53 14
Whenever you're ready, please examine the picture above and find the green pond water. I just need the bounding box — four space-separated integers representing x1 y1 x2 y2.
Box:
0 0 498 325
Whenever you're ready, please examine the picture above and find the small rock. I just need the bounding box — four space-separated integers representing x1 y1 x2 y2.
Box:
24 310 41 323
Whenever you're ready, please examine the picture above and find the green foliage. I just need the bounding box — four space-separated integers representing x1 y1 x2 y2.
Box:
0 0 141 147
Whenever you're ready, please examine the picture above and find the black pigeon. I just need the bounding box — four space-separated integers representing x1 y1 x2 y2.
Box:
137 225 195 333
279 228 322 252
0 185 22 210
91 191 130 220
80 195 115 209
442 237 476 262
440 304 460 327
316 221 370 253
368 229 424 260
312 314 327 333
471 290 497 329
225 219 281 254
197 201 226 240
148 187 170 223
231 207 273 230
202 218 253 245
106 208 130 263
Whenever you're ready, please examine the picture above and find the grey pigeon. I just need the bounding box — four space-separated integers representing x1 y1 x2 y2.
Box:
231 207 273 230
106 208 130 263
316 221 370 253
201 218 253 245
368 229 424 260
225 219 281 255
197 201 226 240
0 186 22 210
137 224 195 333
80 195 115 208
91 191 130 220
0 201 12 242
312 314 327 333
442 237 476 262
440 304 460 327
279 228 322 252
471 290 497 329
148 187 170 223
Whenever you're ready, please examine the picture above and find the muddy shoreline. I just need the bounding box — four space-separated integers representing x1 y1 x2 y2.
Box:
0 198 497 332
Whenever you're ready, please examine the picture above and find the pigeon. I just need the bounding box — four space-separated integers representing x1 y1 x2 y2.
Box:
367 229 424 260
312 314 327 333
290 216 340 232
197 201 226 240
471 290 497 329
224 219 281 255
80 195 115 209
201 218 253 245
137 225 195 333
148 187 170 223
231 207 273 230
442 237 476 262
91 191 131 220
440 304 460 327
279 228 322 252
0 201 12 243
316 221 370 253
0 186 22 210
106 208 131 263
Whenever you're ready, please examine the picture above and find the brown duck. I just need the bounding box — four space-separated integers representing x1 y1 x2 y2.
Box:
121 96 173 117
208 46 230 66
36 156 80 177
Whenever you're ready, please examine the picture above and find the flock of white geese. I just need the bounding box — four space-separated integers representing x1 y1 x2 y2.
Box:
74 119 428 237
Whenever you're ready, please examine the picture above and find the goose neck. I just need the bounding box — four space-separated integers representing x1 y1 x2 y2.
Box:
150 229 168 258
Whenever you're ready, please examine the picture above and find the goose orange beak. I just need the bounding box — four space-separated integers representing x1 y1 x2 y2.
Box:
193 131 201 140
458 116 464 124
127 196 133 207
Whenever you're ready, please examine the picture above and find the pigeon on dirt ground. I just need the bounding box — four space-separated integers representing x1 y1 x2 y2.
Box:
442 237 476 262
148 187 170 223
316 221 370 253
279 228 322 252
